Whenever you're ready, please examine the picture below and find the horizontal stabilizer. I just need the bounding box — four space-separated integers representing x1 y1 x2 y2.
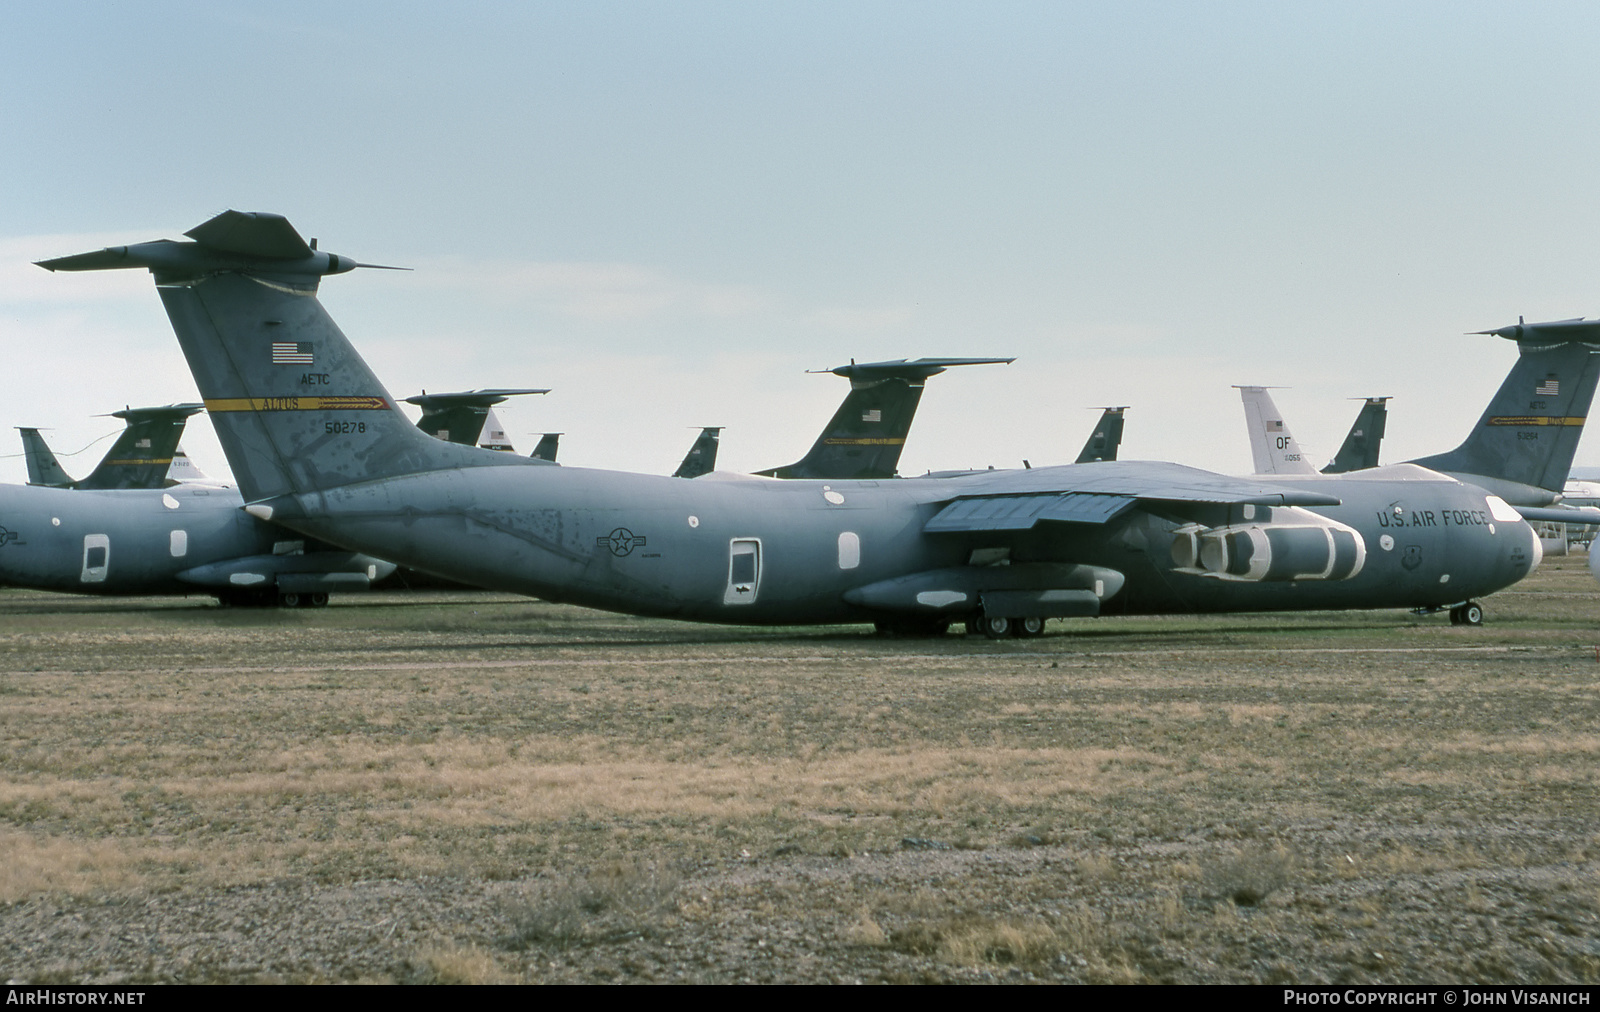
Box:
818 356 1016 383
403 388 550 409
185 210 314 259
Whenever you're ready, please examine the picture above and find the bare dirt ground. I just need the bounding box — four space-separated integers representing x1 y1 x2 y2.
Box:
2 555 1599 984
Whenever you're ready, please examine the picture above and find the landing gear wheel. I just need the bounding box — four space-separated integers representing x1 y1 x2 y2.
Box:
1012 616 1046 637
965 617 984 636
980 615 1011 639
1449 601 1484 626
278 592 302 608
307 593 330 608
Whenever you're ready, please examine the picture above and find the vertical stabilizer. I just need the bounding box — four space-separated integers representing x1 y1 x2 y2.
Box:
673 427 723 478
756 356 1013 479
166 444 218 485
1409 318 1600 496
1074 407 1127 463
530 432 562 462
78 403 203 489
1236 386 1318 475
1321 397 1389 474
37 211 523 502
17 428 75 487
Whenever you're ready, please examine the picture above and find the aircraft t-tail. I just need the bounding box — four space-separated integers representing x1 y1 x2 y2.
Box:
756 357 1014 479
1074 407 1126 464
406 389 548 452
1410 317 1600 509
36 211 1566 635
674 427 722 478
1323 398 1390 474
530 432 562 463
21 403 203 490
1237 387 1392 476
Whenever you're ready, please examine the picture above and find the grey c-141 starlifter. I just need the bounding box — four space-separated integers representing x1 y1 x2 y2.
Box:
37 211 1573 636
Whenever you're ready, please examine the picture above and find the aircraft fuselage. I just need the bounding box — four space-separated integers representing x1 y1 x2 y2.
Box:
265 461 1539 624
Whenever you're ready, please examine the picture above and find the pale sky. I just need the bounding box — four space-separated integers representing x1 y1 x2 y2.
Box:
3 2 1598 486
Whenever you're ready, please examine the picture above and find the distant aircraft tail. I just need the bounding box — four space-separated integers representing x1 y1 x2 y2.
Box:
77 403 202 489
1074 406 1126 463
530 432 562 462
37 210 525 503
1409 318 1600 498
1321 397 1389 474
673 427 722 478
756 357 1013 479
17 428 75 486
406 388 547 451
166 444 217 485
1236 386 1318 476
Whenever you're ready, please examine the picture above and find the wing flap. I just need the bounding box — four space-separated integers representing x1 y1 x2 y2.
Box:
925 492 1136 532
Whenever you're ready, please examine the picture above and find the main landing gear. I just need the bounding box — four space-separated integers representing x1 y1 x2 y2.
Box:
964 615 1047 639
1448 600 1484 627
215 591 331 609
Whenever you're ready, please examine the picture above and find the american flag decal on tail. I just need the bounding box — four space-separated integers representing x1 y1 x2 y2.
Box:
1536 376 1560 396
271 342 313 365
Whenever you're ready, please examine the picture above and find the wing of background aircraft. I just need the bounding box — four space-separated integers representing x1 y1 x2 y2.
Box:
1073 406 1126 464
673 427 722 478
756 357 1013 479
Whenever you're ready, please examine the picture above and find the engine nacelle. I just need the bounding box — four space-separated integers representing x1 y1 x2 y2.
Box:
1171 509 1366 582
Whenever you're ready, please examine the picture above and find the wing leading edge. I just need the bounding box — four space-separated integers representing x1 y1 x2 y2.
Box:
919 461 1342 535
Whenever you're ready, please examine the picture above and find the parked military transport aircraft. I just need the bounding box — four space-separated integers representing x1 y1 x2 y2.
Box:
21 403 203 489
2 401 394 606
37 211 1589 635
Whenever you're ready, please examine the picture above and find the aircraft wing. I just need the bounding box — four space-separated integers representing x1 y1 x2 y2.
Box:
920 461 1341 534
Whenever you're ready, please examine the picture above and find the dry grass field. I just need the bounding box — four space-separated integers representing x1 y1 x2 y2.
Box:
2 554 1598 983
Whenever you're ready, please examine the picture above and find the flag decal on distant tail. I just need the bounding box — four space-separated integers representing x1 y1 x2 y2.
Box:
1536 376 1560 396
271 342 313 364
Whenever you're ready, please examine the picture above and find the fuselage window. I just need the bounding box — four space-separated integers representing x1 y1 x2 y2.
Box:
170 530 188 558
